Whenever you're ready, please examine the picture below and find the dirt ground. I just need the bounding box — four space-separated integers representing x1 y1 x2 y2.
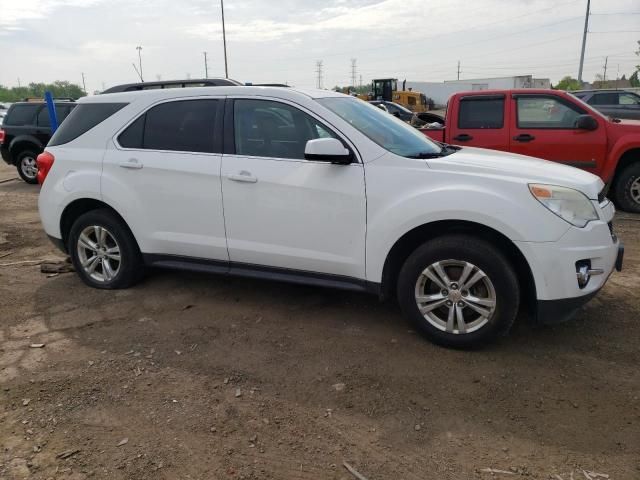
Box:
0 161 638 480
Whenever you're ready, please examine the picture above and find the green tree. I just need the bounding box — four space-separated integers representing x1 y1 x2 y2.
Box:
554 76 581 91
631 71 640 87
0 81 86 102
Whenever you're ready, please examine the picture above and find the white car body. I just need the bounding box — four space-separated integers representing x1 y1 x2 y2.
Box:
38 86 622 339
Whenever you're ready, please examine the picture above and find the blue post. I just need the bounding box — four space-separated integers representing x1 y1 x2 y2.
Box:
44 91 59 133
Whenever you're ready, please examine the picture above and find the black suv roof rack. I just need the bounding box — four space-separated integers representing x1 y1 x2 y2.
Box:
102 78 243 94
22 97 76 103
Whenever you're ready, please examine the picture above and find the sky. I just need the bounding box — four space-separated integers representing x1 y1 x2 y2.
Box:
1 0 639 93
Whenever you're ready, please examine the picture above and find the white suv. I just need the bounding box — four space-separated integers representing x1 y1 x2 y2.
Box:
37 86 623 347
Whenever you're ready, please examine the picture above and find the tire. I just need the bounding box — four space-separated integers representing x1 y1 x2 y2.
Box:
397 235 520 348
68 209 144 289
16 150 39 184
613 163 640 213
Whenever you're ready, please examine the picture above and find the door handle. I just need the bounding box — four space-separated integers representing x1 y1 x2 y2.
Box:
119 158 143 169
227 171 257 183
513 134 536 142
453 133 473 142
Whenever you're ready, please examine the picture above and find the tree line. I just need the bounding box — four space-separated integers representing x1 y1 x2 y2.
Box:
0 81 86 102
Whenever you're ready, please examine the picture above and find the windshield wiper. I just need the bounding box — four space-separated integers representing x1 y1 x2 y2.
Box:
409 144 460 159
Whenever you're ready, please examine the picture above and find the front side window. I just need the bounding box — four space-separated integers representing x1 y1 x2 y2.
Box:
516 96 584 129
458 97 504 129
318 97 442 157
233 99 337 160
118 99 220 153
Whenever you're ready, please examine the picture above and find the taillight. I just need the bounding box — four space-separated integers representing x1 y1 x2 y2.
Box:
36 151 55 185
0 129 5 144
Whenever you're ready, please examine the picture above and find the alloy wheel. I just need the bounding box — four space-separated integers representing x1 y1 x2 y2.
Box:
630 177 640 205
76 225 122 283
414 259 497 334
20 156 38 180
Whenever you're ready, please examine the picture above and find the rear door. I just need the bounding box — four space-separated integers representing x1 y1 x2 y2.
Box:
447 94 510 150
102 97 228 262
617 92 640 120
509 93 607 173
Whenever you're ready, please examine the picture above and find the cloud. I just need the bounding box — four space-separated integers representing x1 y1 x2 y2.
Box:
0 0 103 29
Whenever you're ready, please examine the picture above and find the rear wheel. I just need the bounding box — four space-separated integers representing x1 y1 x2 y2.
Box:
16 150 39 184
613 163 640 213
68 209 144 289
397 235 520 348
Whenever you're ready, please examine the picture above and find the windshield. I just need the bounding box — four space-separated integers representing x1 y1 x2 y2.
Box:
318 97 442 157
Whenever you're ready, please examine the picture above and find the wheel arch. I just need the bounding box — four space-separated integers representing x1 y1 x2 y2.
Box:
59 198 139 253
380 220 536 312
9 137 43 164
611 147 640 185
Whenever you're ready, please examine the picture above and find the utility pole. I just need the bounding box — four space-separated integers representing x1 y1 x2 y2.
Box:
602 56 608 83
136 46 144 82
17 78 21 88
457 60 461 81
203 51 209 78
81 72 86 93
577 0 590 84
350 58 357 88
316 60 323 89
359 74 363 88
221 0 229 78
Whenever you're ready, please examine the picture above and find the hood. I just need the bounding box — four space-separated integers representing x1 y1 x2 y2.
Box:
428 147 604 199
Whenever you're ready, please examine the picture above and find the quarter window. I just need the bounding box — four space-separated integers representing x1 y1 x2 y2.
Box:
516 97 583 129
458 97 504 129
233 99 337 160
619 93 640 105
118 100 220 153
4 104 39 126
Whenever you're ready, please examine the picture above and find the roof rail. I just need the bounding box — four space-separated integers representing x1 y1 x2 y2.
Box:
102 78 243 94
22 97 76 102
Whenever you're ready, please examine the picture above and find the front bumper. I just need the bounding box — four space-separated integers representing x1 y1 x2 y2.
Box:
535 242 624 324
515 208 622 325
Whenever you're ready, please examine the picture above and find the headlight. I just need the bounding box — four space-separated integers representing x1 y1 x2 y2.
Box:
529 184 598 228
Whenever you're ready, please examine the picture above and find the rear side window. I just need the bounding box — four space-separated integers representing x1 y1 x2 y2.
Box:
589 93 618 105
49 103 127 146
117 99 220 153
36 105 73 127
458 97 504 129
4 104 39 126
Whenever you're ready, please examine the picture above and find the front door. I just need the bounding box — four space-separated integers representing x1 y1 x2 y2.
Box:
221 98 366 279
509 94 607 174
102 98 228 261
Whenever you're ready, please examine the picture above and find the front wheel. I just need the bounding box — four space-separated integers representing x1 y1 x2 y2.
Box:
613 163 640 213
68 209 144 289
397 235 520 348
16 150 39 184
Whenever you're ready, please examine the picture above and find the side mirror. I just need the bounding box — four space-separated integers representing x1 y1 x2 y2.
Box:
304 138 353 164
576 114 598 131
392 111 401 118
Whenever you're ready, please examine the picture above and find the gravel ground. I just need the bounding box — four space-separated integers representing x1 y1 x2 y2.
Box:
0 161 638 480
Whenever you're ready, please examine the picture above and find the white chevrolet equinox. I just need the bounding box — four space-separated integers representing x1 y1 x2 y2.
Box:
37 86 623 347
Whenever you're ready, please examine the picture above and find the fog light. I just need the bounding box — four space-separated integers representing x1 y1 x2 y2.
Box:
575 260 605 289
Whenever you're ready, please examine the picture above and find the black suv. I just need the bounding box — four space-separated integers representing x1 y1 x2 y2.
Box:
0 100 75 183
572 89 640 120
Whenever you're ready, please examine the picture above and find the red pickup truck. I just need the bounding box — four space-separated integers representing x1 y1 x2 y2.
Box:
420 89 640 212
